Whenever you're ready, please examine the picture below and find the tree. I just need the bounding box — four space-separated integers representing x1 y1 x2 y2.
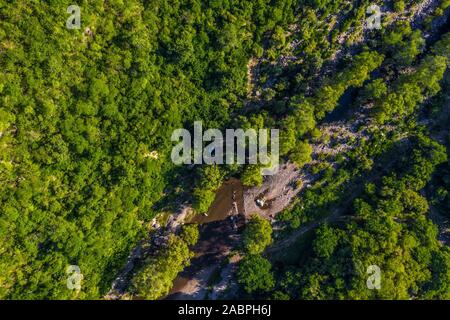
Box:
313 51 384 119
198 165 224 191
243 215 273 255
313 224 340 259
290 141 313 167
180 224 200 246
382 22 425 66
193 165 224 213
393 1 405 12
193 188 216 213
275 134 450 300
132 234 193 300
241 165 263 187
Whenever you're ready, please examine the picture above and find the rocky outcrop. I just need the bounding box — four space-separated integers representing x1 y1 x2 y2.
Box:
243 163 301 220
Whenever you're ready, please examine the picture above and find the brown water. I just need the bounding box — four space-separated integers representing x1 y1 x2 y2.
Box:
166 178 245 299
190 178 245 224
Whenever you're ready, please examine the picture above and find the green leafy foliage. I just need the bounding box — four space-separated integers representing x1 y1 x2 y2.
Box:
313 224 340 259
131 225 199 300
1 0 449 301
241 165 264 187
242 215 273 255
193 165 224 213
382 22 425 66
290 140 313 168
275 136 450 300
